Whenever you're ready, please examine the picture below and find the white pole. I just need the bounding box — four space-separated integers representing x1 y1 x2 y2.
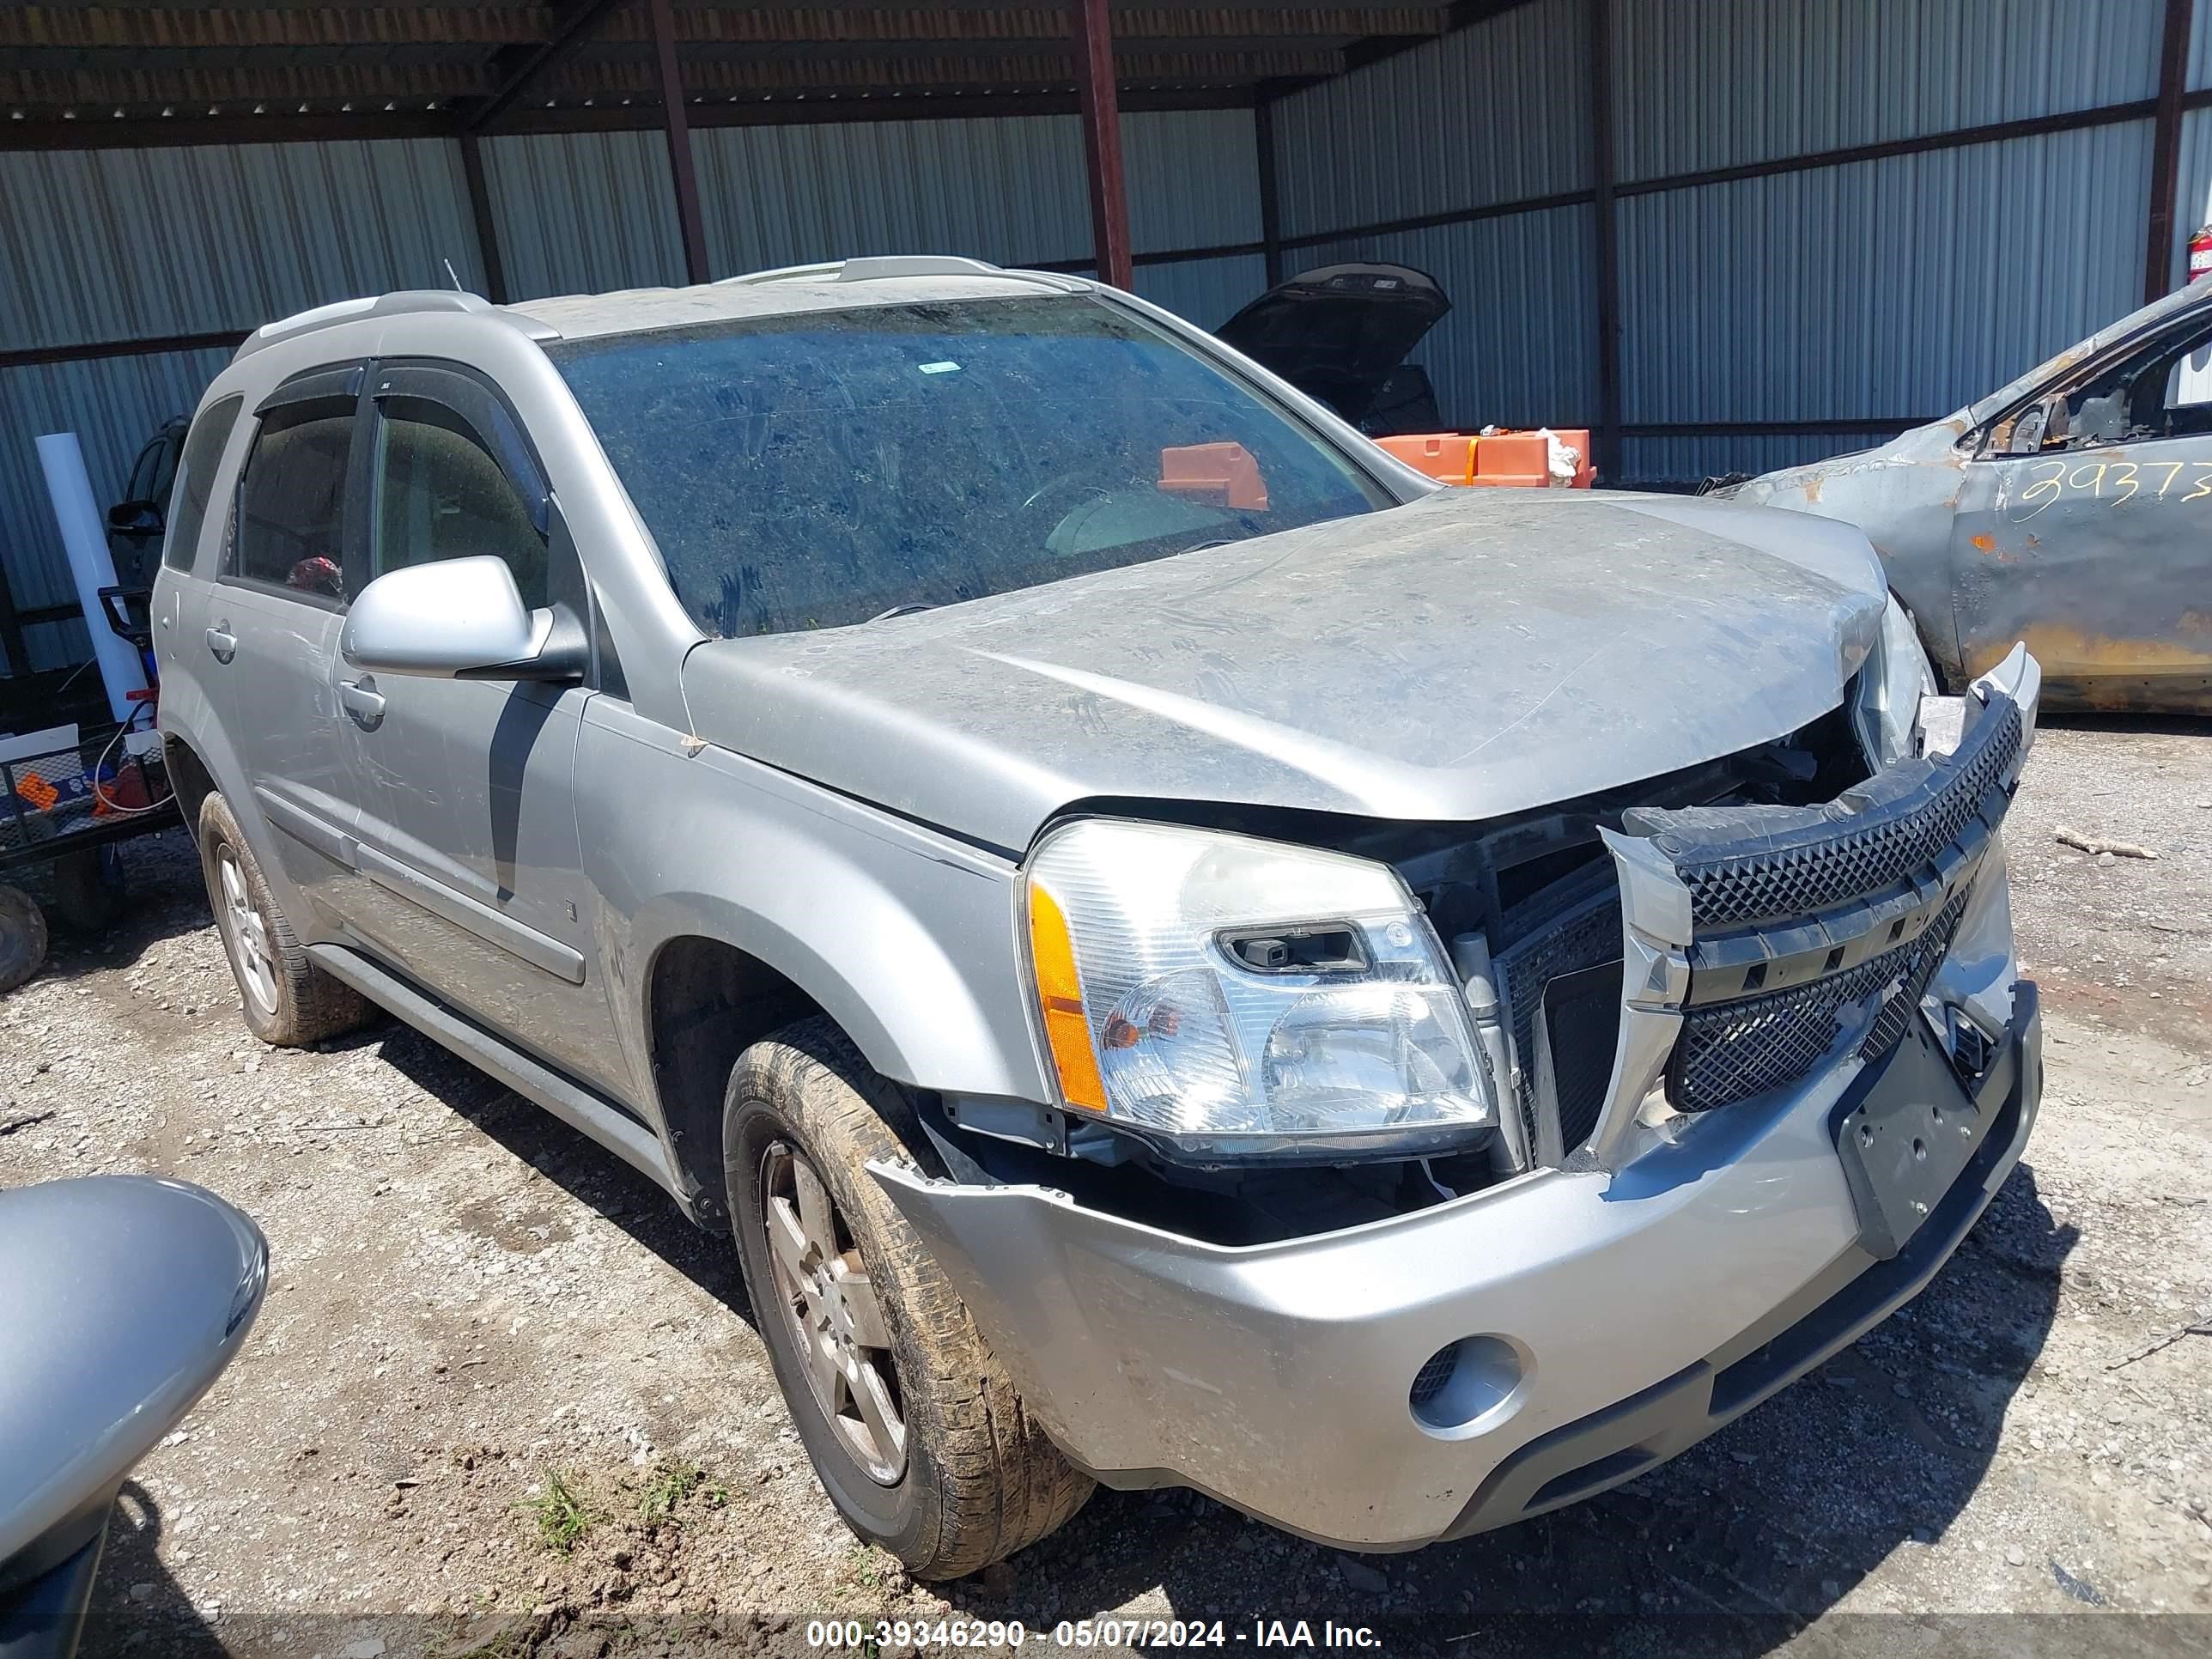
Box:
35 430 149 725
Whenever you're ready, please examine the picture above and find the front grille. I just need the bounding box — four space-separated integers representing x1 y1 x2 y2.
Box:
1634 701 2021 932
1668 887 1970 1113
1494 886 1621 1159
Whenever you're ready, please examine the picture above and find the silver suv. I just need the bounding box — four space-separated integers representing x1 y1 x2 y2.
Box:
153 258 2045 1578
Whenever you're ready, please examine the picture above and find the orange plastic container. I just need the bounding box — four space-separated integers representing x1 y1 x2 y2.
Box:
1376 428 1595 489
1158 441 1270 509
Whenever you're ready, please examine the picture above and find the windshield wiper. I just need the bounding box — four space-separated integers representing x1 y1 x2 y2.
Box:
868 603 937 623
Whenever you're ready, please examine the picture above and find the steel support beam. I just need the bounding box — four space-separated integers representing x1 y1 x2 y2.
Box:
0 330 247 371
1069 0 1133 289
646 0 712 286
470 0 628 135
1255 92 1285 285
0 550 29 682
1588 0 1621 483
2147 0 2195 302
458 130 509 305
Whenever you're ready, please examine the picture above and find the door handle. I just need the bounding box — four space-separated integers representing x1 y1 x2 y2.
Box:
337 677 386 727
204 622 236 663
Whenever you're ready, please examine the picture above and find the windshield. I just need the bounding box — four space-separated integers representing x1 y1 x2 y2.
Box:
547 294 1390 636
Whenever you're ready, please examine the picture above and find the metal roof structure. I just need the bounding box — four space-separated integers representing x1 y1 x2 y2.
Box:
0 3 1501 143
0 3 1523 319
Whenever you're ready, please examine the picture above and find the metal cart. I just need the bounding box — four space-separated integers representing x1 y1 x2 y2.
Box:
0 586 178 993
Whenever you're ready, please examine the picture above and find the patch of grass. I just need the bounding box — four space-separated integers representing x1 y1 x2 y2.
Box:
524 1468 597 1554
636 1460 726 1525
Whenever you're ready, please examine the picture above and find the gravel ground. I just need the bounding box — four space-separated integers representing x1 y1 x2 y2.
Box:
2 713 2209 1659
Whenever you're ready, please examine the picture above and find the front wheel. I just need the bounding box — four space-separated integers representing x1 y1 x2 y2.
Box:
724 1018 1091 1580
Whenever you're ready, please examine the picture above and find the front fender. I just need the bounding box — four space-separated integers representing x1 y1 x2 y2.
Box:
575 704 1050 1112
1732 422 1973 685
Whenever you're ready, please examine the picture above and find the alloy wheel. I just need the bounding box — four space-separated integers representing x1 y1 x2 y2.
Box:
760 1140 907 1484
217 846 278 1016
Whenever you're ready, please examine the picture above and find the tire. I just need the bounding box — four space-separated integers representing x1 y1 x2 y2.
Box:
197 792 372 1047
724 1017 1091 1581
47 845 125 933
0 884 47 994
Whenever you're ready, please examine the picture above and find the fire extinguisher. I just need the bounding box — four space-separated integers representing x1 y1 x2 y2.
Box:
2191 222 2212 287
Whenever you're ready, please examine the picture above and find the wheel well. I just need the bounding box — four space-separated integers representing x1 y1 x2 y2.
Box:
161 735 216 842
647 936 825 1223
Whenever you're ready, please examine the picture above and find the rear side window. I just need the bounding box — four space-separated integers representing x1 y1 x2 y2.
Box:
233 400 355 600
161 396 245 574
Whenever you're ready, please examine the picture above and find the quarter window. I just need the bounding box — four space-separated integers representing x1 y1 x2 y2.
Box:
368 396 548 610
161 395 245 574
233 400 355 599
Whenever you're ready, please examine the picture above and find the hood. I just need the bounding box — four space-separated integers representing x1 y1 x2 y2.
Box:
680 489 1888 853
1213 263 1451 427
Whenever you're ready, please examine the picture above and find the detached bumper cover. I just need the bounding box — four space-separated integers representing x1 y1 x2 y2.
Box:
872 985 2039 1551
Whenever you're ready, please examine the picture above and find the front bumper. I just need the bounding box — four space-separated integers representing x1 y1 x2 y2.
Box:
872 982 2040 1551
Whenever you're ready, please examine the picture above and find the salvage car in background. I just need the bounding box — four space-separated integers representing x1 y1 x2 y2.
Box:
104 416 189 590
1213 261 1450 434
1729 278 2212 712
155 258 2042 1579
1217 262 1594 487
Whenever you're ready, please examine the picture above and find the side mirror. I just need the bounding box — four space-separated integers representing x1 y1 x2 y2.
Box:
106 500 163 537
340 556 586 684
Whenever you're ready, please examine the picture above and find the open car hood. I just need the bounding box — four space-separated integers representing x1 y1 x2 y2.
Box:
1214 263 1451 427
680 489 1890 853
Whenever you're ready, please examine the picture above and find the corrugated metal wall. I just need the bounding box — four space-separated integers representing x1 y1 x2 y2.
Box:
1269 0 1598 431
483 108 1260 302
0 138 478 672
482 130 689 298
1130 255 1269 334
1273 0 1592 236
1269 0 2197 485
1613 0 2164 181
1617 119 2156 482
1 110 1264 672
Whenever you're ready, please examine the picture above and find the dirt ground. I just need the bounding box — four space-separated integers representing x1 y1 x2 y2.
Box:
3 712 2209 1659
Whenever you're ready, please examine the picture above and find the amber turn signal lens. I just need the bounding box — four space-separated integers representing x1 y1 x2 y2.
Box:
1027 879 1108 1111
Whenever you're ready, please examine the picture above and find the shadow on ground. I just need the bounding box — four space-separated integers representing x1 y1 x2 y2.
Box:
363 1009 2074 1657
48 827 2077 1656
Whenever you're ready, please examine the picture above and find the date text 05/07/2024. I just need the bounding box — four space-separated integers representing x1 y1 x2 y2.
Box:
804 1618 1383 1649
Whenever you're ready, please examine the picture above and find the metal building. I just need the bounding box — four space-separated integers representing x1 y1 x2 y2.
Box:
5 0 2210 677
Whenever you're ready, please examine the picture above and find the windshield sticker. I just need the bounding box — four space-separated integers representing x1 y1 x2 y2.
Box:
917 361 961 374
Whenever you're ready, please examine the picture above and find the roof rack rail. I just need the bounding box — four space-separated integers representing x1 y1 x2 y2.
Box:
717 255 1023 287
234 289 555 362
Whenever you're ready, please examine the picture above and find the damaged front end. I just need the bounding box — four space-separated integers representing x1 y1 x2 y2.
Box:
869 648 2044 1550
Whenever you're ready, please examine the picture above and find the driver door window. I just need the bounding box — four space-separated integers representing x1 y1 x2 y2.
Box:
367 393 548 607
2003 317 2212 454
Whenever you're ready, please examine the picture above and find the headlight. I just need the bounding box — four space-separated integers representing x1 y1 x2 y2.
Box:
1851 597 1935 767
1023 819 1493 1159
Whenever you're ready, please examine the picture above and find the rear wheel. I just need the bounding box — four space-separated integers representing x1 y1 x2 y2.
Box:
197 793 371 1046
724 1018 1091 1580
